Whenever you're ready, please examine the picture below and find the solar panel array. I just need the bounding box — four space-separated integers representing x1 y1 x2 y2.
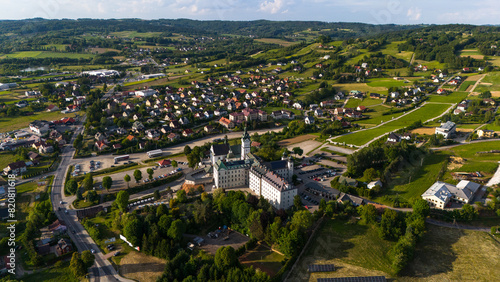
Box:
308 264 335 272
317 276 386 282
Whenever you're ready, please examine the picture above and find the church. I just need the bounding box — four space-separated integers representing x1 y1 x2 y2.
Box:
211 128 297 210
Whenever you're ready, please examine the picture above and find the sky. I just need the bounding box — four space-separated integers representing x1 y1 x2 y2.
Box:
2 0 500 25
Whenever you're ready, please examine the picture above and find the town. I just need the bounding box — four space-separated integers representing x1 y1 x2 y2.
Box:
0 18 499 282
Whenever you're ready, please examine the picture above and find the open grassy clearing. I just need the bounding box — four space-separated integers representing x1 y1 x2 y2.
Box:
402 225 500 281
345 98 383 108
277 134 316 146
0 111 80 133
240 244 285 277
333 83 388 95
426 91 469 103
0 51 94 59
290 219 395 281
338 103 450 146
119 251 166 282
0 151 18 169
375 152 450 205
366 78 409 88
22 261 78 282
474 71 500 92
448 141 500 161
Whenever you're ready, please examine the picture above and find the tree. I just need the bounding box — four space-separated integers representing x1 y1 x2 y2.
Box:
124 218 143 246
358 204 377 224
176 189 187 203
293 194 302 210
153 189 161 200
147 168 154 180
247 209 266 240
124 174 131 188
81 250 95 269
86 190 98 202
214 246 238 270
167 219 186 242
70 252 86 278
378 209 406 240
82 174 94 191
412 199 430 218
133 169 142 182
363 168 377 182
319 198 327 211
187 153 200 168
115 190 129 212
171 160 178 168
459 204 478 221
291 210 313 231
65 179 78 195
292 147 303 157
184 145 192 155
102 176 112 191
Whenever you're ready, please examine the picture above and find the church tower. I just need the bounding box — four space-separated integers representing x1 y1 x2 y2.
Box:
282 151 294 181
241 126 251 160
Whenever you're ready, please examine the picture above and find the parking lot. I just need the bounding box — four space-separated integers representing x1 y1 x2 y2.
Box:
293 162 342 210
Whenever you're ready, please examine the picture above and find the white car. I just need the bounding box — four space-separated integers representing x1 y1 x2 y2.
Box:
91 249 95 254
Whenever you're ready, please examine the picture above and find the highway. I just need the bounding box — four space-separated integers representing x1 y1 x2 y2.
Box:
50 122 133 282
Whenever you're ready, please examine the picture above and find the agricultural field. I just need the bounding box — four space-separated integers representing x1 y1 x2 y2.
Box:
254 38 297 47
458 80 475 91
0 110 80 133
0 51 94 59
344 98 383 108
426 91 469 103
277 134 317 146
458 49 484 59
110 31 163 38
290 219 395 281
366 78 409 88
474 71 500 92
402 225 500 281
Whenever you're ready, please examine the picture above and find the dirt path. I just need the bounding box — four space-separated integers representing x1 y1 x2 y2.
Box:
469 73 487 93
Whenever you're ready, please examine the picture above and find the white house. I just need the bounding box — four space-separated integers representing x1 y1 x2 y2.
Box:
435 121 456 139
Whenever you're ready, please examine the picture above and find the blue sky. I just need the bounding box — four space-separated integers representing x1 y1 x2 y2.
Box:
4 0 500 25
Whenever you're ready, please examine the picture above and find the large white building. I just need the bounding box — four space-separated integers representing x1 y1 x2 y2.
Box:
212 128 297 210
421 180 481 209
435 121 456 139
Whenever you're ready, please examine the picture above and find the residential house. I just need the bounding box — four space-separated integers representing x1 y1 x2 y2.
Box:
95 140 108 151
55 238 72 256
132 121 145 132
421 180 481 209
145 129 160 140
304 116 315 125
167 133 180 142
182 129 194 137
478 129 494 138
367 180 383 189
46 104 59 112
3 161 27 175
337 193 365 206
29 120 50 135
219 117 235 129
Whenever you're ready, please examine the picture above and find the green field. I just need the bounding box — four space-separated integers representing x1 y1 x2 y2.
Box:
402 225 500 281
0 151 17 169
0 110 79 133
474 71 500 92
22 261 78 282
427 91 469 103
332 83 388 95
345 98 383 108
110 31 163 38
447 141 500 161
458 81 475 91
16 181 39 194
254 38 297 47
366 78 408 88
337 103 451 146
0 51 94 59
375 152 450 205
290 219 395 281
240 244 285 276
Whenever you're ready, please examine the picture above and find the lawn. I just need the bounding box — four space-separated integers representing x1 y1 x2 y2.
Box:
374 152 450 205
402 225 500 281
0 151 18 170
426 91 469 103
338 103 451 146
449 141 500 161
345 98 383 108
22 261 79 282
16 181 38 194
366 78 408 88
0 111 80 133
0 51 94 59
290 219 395 281
240 244 285 277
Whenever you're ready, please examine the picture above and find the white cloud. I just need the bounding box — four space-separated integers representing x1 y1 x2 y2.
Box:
407 7 422 21
259 0 284 14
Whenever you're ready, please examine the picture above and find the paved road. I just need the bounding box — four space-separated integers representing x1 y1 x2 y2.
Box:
51 121 133 282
